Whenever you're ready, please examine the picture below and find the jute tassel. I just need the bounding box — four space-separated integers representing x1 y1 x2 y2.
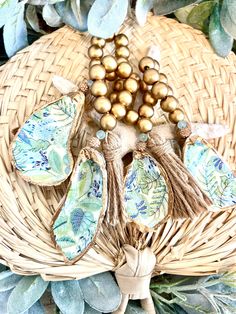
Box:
102 132 126 226
113 245 156 314
147 133 212 219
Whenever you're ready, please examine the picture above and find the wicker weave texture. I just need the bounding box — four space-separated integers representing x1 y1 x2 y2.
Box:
0 15 235 280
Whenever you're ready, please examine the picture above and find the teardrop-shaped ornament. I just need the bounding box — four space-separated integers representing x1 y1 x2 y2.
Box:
124 152 173 229
52 148 107 263
183 136 236 209
10 93 84 186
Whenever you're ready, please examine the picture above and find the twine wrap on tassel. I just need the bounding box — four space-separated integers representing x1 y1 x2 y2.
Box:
102 132 126 226
147 133 212 219
113 245 156 314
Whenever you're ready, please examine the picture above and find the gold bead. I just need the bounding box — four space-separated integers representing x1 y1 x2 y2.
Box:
91 80 107 96
101 55 117 73
118 90 133 107
117 62 132 78
130 73 141 82
105 71 116 81
91 37 106 48
125 110 139 124
143 68 159 85
139 104 154 118
89 59 101 67
140 80 148 91
159 73 168 83
154 60 160 71
111 103 127 120
114 34 129 46
88 45 103 59
160 96 178 113
143 91 156 106
109 91 118 103
151 82 169 100
124 78 139 93
168 86 173 96
169 109 185 124
114 79 124 91
117 57 127 65
94 96 111 113
115 46 130 59
106 35 115 42
137 118 153 133
89 64 106 80
100 113 117 131
139 56 155 72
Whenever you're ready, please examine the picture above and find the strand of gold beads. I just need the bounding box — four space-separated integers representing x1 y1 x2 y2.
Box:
88 34 186 139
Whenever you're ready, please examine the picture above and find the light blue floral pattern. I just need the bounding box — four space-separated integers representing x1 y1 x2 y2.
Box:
124 153 170 228
11 96 80 185
53 155 105 262
184 137 236 208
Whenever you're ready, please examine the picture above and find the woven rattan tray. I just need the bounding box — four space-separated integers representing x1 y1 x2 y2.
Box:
0 14 235 281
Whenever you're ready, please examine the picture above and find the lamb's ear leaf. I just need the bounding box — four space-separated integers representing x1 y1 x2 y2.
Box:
135 0 154 26
0 270 21 292
7 276 48 314
51 281 84 314
220 0 236 38
153 0 199 16
80 272 122 313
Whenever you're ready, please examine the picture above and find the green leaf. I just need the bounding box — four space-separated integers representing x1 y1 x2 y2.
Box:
135 0 154 26
80 272 121 313
79 198 102 211
220 272 236 288
0 270 21 292
88 0 129 38
48 149 63 174
176 292 215 314
209 3 233 57
175 5 196 24
42 4 63 27
187 1 215 30
153 0 199 16
125 302 146 313
51 280 84 314
0 0 17 28
84 303 100 314
7 276 48 314
3 2 28 57
220 0 236 39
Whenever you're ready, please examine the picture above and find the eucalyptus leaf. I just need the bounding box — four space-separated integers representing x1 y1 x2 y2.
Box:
51 280 84 314
0 270 21 292
7 276 49 314
27 301 45 314
125 302 146 313
174 5 196 24
88 0 129 38
28 0 64 4
153 0 199 16
0 290 12 314
26 5 46 34
209 3 233 57
0 0 17 28
135 0 154 26
220 272 236 288
3 2 28 57
84 303 100 314
80 272 121 313
187 1 215 30
220 0 236 38
176 292 215 314
42 4 63 27
71 0 95 31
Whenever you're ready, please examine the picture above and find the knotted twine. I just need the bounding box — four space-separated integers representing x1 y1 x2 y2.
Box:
113 245 156 314
147 133 212 219
102 132 126 226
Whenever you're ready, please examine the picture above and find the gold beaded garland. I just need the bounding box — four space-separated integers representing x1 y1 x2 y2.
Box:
116 46 130 59
91 37 106 48
114 34 129 46
139 104 154 118
153 60 160 71
140 80 148 91
130 73 141 81
114 79 124 91
117 62 132 78
91 80 108 96
139 56 155 72
89 64 106 80
151 82 169 100
88 45 103 59
111 103 127 119
159 73 168 83
102 55 117 72
94 96 111 113
89 59 101 67
143 68 159 85
124 78 139 93
126 110 139 124
109 91 118 103
118 90 133 107
105 71 116 81
160 96 178 113
137 118 153 133
143 91 156 106
169 109 185 123
117 57 127 65
100 113 117 130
